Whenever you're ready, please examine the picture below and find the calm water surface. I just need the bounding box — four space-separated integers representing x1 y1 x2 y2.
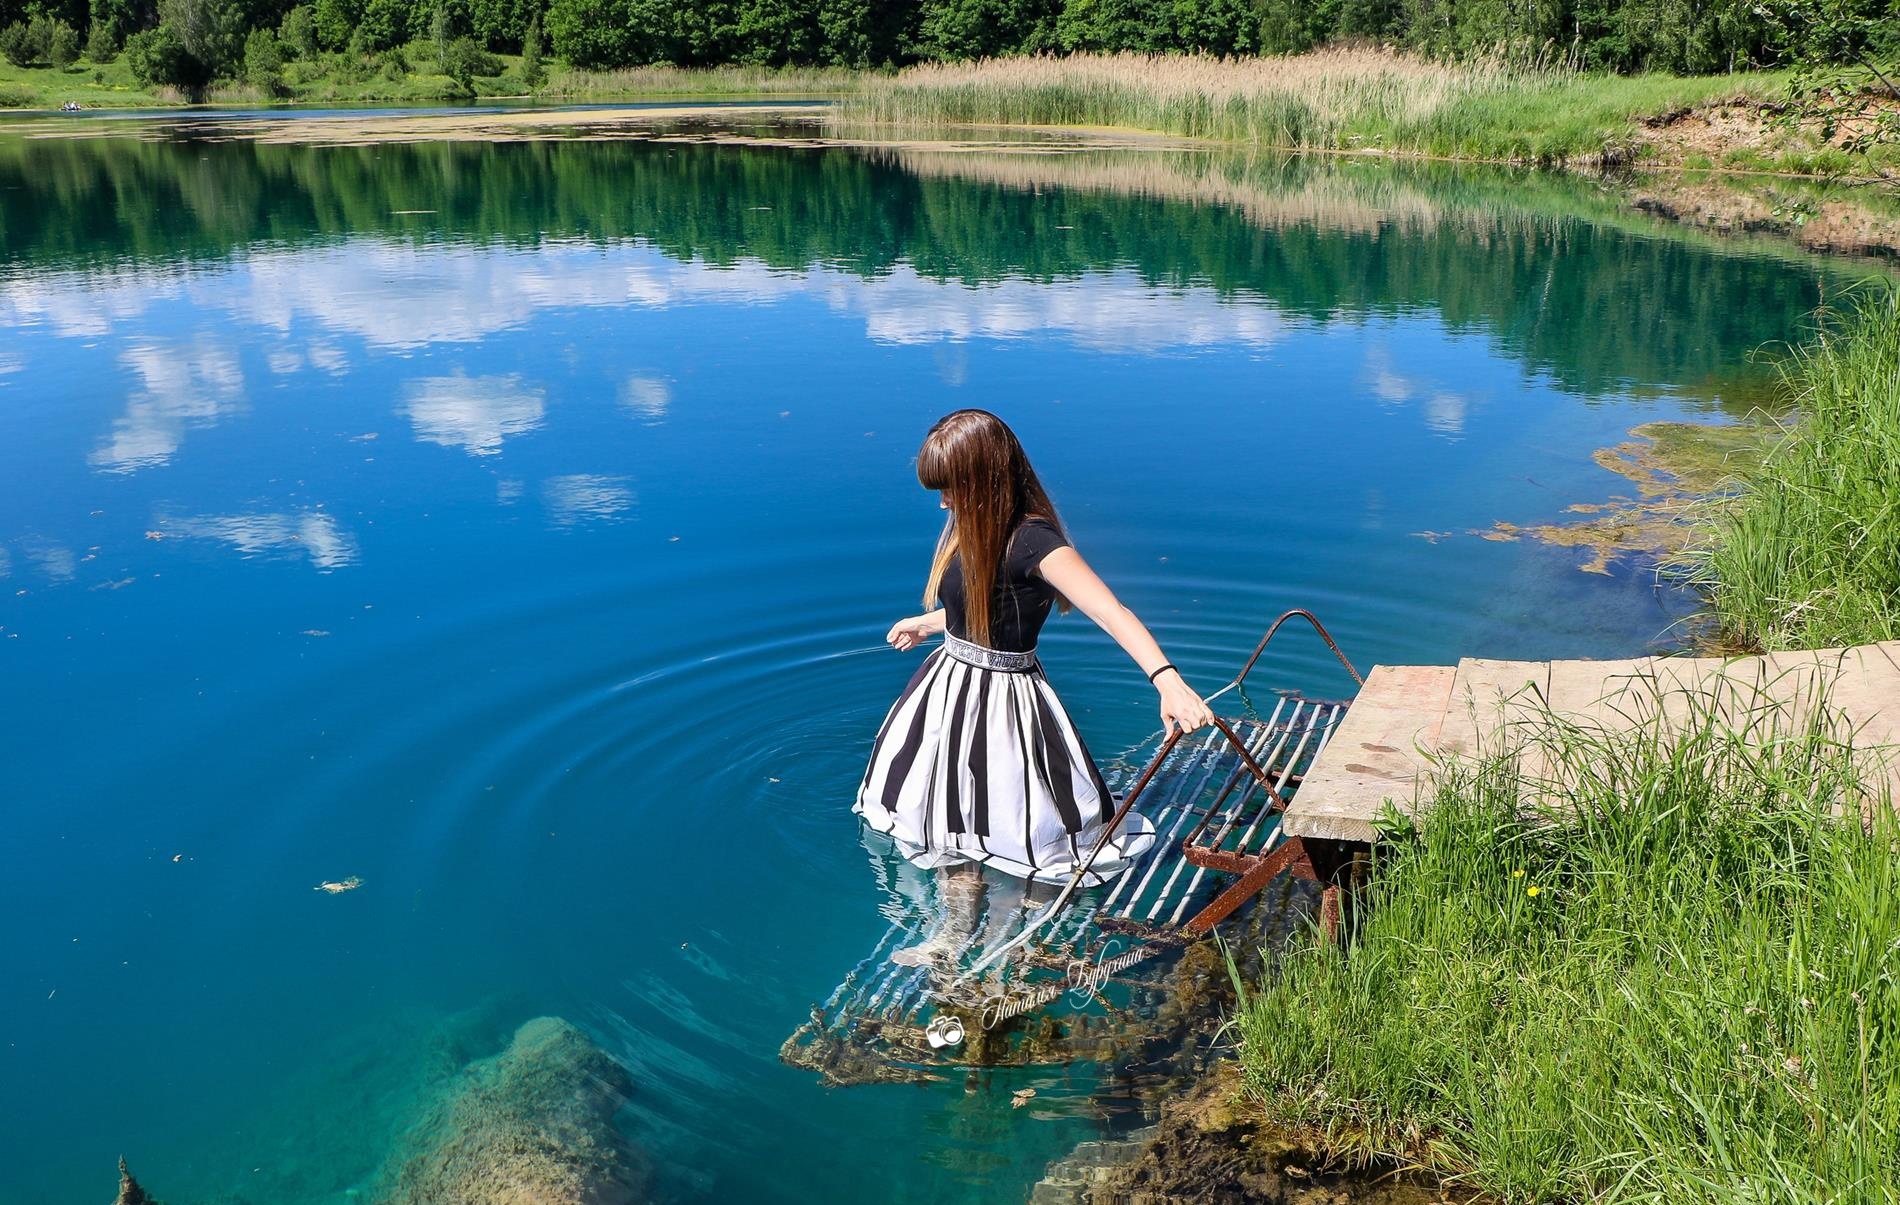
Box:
0 124 1866 1204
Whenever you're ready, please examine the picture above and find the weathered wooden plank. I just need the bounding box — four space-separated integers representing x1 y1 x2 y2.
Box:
1544 656 1657 725
1282 663 1457 843
1434 657 1552 761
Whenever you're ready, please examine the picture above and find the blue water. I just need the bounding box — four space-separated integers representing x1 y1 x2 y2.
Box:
0 126 1868 1203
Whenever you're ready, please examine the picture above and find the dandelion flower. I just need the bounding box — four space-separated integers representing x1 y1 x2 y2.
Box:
1526 885 1541 897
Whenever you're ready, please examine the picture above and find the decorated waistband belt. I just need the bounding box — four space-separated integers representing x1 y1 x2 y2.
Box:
942 632 1039 673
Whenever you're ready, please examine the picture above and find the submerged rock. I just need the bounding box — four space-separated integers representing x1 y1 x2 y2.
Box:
113 1158 159 1205
376 1015 650 1205
1035 1064 1451 1205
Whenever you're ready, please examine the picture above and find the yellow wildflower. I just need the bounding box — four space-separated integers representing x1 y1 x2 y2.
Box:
1527 885 1542 897
1512 869 1525 879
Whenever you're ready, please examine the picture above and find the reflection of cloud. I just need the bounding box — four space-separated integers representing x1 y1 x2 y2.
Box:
544 475 633 526
497 478 524 506
0 351 22 378
621 375 671 421
0 546 8 577
1424 392 1467 436
26 543 75 582
163 510 358 571
849 272 1283 352
1363 345 1466 436
11 241 1294 370
401 373 545 456
90 340 246 473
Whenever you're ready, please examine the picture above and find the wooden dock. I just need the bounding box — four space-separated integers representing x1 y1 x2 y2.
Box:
1282 642 1900 844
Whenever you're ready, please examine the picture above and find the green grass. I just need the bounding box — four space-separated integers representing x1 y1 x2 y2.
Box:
1676 289 1900 653
847 51 1896 174
0 52 861 110
1234 682 1900 1202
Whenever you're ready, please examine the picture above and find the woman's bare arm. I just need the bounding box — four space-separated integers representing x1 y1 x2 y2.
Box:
1036 547 1214 736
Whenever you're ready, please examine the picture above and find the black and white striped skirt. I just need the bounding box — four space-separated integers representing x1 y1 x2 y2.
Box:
854 633 1157 885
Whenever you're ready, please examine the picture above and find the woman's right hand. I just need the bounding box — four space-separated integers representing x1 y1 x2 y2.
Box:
886 612 943 652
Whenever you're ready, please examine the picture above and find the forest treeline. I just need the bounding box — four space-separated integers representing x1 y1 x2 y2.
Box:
1 0 1895 93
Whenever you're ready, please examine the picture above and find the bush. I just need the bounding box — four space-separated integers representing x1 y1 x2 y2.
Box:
48 21 80 66
439 32 499 84
85 18 118 62
358 0 409 50
244 26 284 86
123 23 211 90
279 5 318 57
0 23 32 67
520 12 543 85
0 83 32 105
545 0 633 67
312 0 360 51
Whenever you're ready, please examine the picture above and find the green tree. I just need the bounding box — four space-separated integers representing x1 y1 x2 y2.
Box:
47 18 78 62
439 31 496 83
243 23 281 83
0 22 32 64
155 0 238 72
734 0 821 64
310 0 356 50
84 15 117 59
914 0 1057 58
544 0 630 65
519 10 542 81
123 22 211 87
277 3 315 55
357 0 407 49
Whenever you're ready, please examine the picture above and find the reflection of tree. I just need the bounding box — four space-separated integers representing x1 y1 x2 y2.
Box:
0 134 1852 404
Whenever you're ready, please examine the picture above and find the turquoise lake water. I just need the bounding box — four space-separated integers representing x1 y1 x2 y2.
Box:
0 117 1872 1203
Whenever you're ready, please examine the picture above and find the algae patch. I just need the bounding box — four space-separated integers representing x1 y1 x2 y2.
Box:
1471 420 1773 575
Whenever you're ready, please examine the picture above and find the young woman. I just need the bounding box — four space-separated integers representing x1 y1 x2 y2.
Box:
855 409 1215 888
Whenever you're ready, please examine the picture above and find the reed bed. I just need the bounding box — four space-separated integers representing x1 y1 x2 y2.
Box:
537 63 864 98
1235 679 1900 1202
1677 288 1900 653
846 50 1784 165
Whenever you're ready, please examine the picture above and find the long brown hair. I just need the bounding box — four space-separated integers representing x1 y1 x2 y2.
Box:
916 409 1070 645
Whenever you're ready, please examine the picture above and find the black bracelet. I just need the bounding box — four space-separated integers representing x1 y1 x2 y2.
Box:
1147 663 1179 684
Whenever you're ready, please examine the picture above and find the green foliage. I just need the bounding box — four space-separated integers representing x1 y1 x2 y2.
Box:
518 9 540 82
543 0 624 67
912 0 1013 58
311 0 356 50
47 19 78 64
356 0 405 49
157 0 238 73
123 21 210 86
0 22 32 65
84 15 116 59
278 4 315 55
243 23 281 84
438 30 496 83
1238 683 1900 1199
1679 290 1900 653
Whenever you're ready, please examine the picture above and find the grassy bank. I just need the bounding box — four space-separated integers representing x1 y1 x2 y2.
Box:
1678 290 1900 653
848 50 1893 175
1235 683 1900 1201
1235 291 1900 1200
0 55 860 110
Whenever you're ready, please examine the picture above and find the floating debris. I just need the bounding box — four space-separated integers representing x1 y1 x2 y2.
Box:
143 531 166 541
315 876 364 894
1012 1087 1037 1108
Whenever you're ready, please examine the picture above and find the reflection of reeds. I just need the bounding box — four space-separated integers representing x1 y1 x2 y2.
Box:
850 49 1528 146
879 146 1447 237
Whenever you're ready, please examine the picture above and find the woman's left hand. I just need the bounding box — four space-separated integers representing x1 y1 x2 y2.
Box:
1157 672 1214 737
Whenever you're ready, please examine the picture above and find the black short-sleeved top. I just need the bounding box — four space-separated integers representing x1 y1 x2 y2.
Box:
940 516 1070 653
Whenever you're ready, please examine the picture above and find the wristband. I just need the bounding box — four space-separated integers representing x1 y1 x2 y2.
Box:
1147 663 1179 685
